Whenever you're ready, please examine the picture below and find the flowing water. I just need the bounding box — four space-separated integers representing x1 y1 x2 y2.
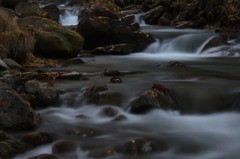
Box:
13 8 240 159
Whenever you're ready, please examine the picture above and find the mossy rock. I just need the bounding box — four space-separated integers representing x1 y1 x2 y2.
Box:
0 30 35 63
17 16 59 31
18 16 84 59
50 27 84 56
35 31 74 59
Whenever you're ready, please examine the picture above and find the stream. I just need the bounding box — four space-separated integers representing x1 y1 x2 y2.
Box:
13 3 240 159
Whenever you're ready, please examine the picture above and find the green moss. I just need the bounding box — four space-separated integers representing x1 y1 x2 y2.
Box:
35 31 73 59
50 27 85 55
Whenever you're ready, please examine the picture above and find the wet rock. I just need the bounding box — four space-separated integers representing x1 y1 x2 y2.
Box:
130 84 178 114
158 12 172 26
90 43 133 55
28 154 59 159
77 16 154 52
0 82 41 131
67 127 100 137
97 91 123 105
42 4 60 22
0 59 10 71
0 44 7 59
158 61 185 67
103 68 122 76
80 6 118 19
83 85 108 104
61 57 85 66
100 107 118 117
52 140 78 154
202 35 228 52
56 72 82 80
24 80 59 108
21 132 54 147
124 139 158 155
2 58 24 70
143 6 166 24
110 76 123 83
14 2 40 17
111 114 127 121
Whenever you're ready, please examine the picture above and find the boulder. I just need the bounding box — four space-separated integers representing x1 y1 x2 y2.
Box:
143 6 166 24
77 16 154 52
80 6 118 19
90 43 133 55
201 35 228 52
130 84 178 114
17 16 84 59
14 2 40 17
0 82 41 130
42 4 60 22
0 131 29 159
35 31 73 59
21 132 54 147
24 80 59 108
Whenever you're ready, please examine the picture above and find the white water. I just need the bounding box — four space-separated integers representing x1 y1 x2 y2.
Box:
13 6 240 159
59 6 83 26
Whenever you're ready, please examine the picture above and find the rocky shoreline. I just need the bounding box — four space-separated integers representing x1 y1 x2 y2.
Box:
0 0 240 158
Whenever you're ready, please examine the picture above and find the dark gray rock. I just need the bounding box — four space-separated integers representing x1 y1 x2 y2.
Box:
0 82 41 131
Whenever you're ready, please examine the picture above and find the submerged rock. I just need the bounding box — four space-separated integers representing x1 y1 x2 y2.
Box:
130 84 178 114
21 132 54 147
52 140 78 154
0 82 41 131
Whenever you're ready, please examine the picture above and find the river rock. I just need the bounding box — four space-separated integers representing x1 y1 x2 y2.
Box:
0 132 29 159
103 68 122 76
201 35 228 52
142 5 166 24
130 84 178 114
35 31 74 59
56 72 82 80
77 16 154 52
2 58 24 70
21 132 54 147
52 140 78 154
24 80 59 108
14 2 40 17
0 59 10 71
80 6 118 19
28 154 59 159
90 43 133 55
42 4 60 22
17 16 84 59
0 82 41 130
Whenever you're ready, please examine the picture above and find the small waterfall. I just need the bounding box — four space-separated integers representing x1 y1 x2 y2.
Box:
59 6 83 26
59 8 82 26
144 31 216 55
134 13 147 26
